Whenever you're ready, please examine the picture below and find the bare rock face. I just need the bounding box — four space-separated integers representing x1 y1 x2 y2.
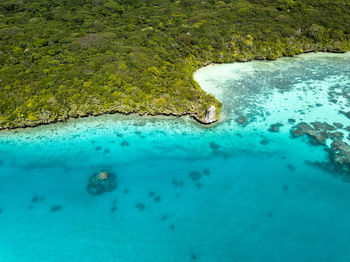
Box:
204 105 217 124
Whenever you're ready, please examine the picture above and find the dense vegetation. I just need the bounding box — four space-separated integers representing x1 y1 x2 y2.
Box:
1 0 350 128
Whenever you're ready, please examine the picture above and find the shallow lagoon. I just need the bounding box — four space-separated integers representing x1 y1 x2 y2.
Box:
0 53 350 262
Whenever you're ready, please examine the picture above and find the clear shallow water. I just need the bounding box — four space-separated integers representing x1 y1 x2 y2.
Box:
1 53 350 262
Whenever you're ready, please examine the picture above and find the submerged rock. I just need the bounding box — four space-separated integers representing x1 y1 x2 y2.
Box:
87 171 117 196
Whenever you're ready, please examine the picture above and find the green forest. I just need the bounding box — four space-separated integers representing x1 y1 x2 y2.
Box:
1 0 350 128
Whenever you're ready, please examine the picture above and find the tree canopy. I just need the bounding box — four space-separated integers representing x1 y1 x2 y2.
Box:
1 0 350 128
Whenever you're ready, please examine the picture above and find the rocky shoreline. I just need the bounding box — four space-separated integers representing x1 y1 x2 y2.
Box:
0 105 219 131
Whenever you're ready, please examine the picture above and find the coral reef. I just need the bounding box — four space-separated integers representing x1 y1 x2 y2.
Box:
329 140 350 172
87 171 117 196
291 122 350 173
291 122 336 145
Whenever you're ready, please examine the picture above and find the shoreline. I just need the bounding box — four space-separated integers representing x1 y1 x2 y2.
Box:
1 50 348 132
0 110 220 132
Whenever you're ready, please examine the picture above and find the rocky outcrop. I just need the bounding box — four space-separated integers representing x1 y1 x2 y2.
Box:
204 105 217 124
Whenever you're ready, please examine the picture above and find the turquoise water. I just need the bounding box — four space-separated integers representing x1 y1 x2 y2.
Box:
1 53 350 262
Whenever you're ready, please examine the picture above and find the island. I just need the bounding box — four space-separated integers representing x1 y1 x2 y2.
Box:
1 0 350 129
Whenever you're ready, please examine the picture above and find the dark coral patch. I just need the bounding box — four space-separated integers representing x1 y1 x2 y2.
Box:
104 149 110 154
196 182 203 189
203 168 211 176
189 171 202 181
87 171 117 196
161 213 168 221
121 140 130 147
154 196 161 202
260 138 270 145
135 203 145 211
286 164 296 171
268 123 283 132
32 196 45 203
209 142 220 150
50 205 62 213
172 179 184 188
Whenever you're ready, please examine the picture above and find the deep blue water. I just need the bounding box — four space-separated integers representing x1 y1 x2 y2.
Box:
0 53 350 262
